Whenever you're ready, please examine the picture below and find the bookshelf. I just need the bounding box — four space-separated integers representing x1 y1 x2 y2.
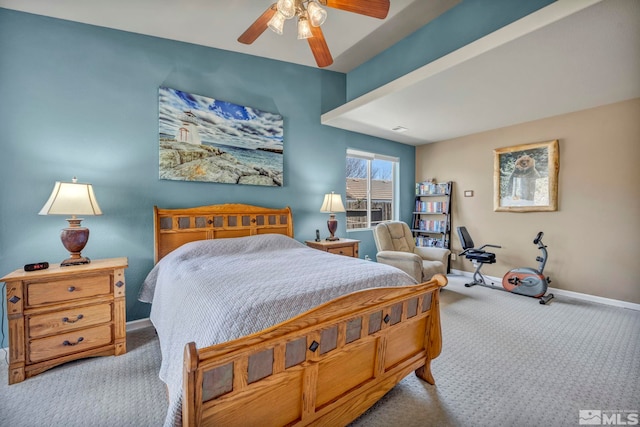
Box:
412 181 452 250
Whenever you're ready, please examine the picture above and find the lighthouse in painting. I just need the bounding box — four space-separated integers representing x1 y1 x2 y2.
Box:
177 111 202 145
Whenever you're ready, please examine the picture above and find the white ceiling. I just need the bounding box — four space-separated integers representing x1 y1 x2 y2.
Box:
0 0 459 73
323 0 640 144
1 0 638 146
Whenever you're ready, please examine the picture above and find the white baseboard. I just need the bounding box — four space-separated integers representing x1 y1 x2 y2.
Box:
126 317 153 332
544 287 640 311
449 269 640 311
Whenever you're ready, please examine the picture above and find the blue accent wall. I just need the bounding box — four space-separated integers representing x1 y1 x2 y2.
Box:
347 0 555 100
0 8 415 346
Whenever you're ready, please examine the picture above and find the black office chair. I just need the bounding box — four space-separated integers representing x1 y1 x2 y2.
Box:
457 226 501 288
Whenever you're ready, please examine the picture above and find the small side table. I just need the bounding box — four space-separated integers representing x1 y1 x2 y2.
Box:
305 238 360 258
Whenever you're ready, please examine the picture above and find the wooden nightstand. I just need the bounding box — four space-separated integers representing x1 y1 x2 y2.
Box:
305 238 360 258
2 257 128 384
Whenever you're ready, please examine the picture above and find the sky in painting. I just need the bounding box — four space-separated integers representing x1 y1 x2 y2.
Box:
159 87 283 151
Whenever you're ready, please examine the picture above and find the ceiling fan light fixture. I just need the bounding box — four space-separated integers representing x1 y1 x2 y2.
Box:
307 1 327 27
239 0 391 68
276 0 297 19
297 15 313 39
268 11 286 35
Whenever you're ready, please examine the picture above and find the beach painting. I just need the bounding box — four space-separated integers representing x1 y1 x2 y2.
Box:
158 87 284 186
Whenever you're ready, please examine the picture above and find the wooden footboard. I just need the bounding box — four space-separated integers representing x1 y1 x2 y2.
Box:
182 274 447 426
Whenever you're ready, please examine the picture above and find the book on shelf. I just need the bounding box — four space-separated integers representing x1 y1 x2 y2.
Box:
415 219 447 233
415 235 447 248
415 181 450 196
414 200 448 213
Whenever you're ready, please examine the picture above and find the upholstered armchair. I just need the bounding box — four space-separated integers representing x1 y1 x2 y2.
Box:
373 221 450 282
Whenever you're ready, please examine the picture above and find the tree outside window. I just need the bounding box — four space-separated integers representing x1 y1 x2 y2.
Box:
346 149 398 230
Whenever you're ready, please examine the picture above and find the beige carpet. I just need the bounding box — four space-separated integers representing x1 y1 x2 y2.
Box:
1 275 638 426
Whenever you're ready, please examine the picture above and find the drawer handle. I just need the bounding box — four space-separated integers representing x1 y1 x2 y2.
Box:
62 337 84 346
67 286 76 292
62 314 84 324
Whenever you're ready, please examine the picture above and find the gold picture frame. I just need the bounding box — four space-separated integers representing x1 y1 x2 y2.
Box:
494 140 559 212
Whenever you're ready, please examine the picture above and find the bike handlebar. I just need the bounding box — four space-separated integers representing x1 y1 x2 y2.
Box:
533 231 544 245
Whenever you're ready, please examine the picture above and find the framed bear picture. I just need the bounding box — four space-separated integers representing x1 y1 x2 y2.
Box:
494 140 559 212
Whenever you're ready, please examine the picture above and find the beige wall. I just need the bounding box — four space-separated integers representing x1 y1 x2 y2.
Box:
417 98 640 304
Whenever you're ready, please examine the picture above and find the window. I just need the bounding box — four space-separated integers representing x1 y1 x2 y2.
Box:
346 149 399 230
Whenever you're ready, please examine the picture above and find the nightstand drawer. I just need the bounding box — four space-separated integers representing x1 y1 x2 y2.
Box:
29 324 113 363
28 303 112 339
305 239 360 258
26 275 111 307
328 246 354 257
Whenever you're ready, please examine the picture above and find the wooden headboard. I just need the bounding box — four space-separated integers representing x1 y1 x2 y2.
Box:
153 203 294 263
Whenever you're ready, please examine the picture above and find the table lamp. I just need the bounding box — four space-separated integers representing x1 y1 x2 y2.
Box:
39 177 102 266
320 191 345 241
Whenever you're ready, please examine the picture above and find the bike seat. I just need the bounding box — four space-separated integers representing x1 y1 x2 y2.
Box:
463 251 496 263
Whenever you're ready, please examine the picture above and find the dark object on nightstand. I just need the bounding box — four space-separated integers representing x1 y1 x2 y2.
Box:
24 262 49 272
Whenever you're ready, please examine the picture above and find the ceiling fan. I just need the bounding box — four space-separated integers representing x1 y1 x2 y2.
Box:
238 0 391 68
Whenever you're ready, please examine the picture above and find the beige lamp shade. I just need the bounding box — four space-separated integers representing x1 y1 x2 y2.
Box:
39 180 102 217
320 192 346 213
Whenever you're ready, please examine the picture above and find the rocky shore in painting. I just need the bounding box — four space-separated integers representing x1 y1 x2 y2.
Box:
159 141 282 186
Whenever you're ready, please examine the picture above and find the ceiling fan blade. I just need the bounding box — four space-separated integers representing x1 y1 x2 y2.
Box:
238 3 277 44
308 25 333 68
324 0 390 19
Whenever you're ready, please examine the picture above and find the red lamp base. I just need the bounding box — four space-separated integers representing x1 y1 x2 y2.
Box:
326 215 339 241
60 219 91 267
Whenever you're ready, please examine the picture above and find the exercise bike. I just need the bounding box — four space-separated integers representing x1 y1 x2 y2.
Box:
502 231 554 305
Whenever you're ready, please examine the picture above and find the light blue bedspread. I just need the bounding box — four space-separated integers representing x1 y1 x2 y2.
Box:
139 234 416 426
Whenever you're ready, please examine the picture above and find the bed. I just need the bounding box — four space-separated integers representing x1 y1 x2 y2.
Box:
139 203 446 426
